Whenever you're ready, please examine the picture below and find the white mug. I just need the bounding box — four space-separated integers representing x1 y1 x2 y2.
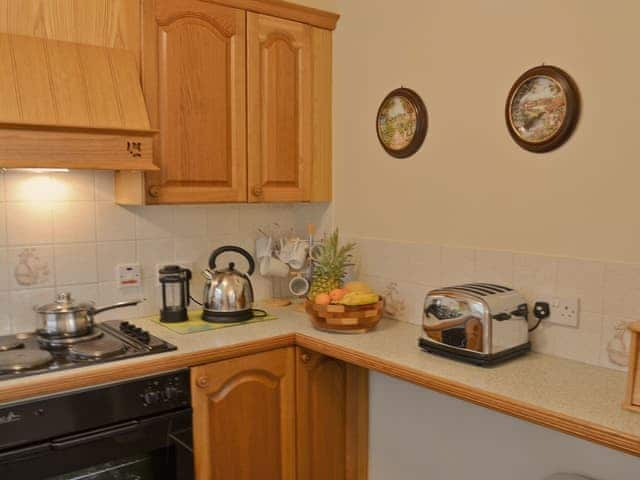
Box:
259 256 289 278
255 236 272 259
289 276 310 297
287 240 308 270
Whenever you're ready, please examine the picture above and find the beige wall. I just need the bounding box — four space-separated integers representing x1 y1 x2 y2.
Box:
334 0 640 263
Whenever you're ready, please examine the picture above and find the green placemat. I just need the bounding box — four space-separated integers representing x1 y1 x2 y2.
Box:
149 309 277 335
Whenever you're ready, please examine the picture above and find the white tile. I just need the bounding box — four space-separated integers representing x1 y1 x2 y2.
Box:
134 205 174 239
0 174 5 202
237 204 295 238
513 253 557 301
404 242 441 286
96 202 136 241
385 281 427 325
0 203 6 246
56 283 99 303
50 170 94 201
139 276 162 317
0 292 10 334
96 241 136 282
175 236 210 269
474 250 513 285
137 238 174 278
529 322 555 355
52 201 96 243
547 321 602 366
5 173 53 202
6 203 53 245
599 314 633 371
603 262 640 319
0 248 8 291
54 243 98 286
440 247 475 285
10 287 55 332
8 246 54 289
174 205 207 237
207 205 240 237
555 258 604 314
94 171 115 202
97 282 144 320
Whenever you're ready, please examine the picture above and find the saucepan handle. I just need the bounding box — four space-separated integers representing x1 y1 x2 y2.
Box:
92 299 144 315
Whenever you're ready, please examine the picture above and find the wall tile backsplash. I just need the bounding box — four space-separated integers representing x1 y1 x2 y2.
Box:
348 235 636 372
0 171 329 333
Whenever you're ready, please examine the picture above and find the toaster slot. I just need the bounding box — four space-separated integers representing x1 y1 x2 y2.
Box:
447 286 492 296
469 283 512 293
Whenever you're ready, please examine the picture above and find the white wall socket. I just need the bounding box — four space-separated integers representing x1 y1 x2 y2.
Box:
117 263 141 288
546 296 580 327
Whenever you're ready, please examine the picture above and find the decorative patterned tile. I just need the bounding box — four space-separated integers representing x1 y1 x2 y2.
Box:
599 314 632 371
8 246 54 289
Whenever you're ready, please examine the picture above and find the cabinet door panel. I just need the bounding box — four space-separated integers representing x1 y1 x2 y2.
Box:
145 0 246 203
296 348 369 480
247 13 312 202
191 348 295 480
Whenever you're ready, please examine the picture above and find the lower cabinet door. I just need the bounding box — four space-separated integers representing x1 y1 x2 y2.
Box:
191 348 296 480
296 348 369 480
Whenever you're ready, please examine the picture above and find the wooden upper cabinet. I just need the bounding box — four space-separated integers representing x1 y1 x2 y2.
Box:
143 0 247 203
191 348 296 480
247 13 313 203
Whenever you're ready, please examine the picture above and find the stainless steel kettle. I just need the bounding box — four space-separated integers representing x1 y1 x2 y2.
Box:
201 246 258 323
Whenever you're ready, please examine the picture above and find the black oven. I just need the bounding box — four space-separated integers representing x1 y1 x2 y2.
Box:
0 370 193 480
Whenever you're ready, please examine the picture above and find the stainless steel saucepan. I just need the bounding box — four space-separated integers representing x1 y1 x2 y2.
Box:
36 292 143 339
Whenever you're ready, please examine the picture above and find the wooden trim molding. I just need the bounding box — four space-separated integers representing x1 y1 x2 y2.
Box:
1 331 639 458
203 0 340 30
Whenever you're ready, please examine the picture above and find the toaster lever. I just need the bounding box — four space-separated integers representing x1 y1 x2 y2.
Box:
510 303 529 318
493 312 511 321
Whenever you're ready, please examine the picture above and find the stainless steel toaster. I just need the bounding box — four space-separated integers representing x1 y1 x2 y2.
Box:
419 283 531 366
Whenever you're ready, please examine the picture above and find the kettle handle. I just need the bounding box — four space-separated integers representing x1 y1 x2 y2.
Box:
208 245 255 276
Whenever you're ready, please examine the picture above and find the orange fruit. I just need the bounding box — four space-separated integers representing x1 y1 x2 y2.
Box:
314 293 331 305
329 288 347 301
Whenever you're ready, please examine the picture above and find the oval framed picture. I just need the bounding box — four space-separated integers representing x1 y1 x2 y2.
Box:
376 87 428 158
506 65 579 153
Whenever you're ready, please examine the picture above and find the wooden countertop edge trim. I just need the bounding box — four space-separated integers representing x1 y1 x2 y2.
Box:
0 334 295 404
294 334 640 457
1 330 638 457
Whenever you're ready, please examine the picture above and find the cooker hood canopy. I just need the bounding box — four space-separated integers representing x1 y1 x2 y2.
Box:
0 33 157 171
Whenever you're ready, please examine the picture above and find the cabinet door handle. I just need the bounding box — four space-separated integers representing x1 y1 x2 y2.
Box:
196 376 209 389
252 185 264 197
148 186 160 198
300 352 311 364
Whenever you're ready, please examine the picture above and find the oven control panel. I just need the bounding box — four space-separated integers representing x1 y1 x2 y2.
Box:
140 372 190 408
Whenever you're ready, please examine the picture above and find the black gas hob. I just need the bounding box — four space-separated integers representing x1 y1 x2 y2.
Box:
0 320 176 382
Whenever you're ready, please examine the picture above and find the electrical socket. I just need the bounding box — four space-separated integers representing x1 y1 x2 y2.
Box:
545 296 580 327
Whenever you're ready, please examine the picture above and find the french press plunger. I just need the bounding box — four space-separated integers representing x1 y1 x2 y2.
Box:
158 265 192 323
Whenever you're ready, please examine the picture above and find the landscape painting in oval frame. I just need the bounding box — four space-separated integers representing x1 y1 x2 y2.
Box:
506 65 580 153
376 87 428 158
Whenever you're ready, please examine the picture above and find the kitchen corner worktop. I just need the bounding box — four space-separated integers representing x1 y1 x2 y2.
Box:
1 308 638 457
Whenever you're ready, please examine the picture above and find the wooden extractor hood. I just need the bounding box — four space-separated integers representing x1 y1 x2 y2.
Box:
0 33 157 171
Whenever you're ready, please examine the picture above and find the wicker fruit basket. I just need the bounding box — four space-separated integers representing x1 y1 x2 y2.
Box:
304 298 384 334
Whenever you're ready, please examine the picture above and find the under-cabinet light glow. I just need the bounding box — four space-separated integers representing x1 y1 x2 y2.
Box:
1 168 70 173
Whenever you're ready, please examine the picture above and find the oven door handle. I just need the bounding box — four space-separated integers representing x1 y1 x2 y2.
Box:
50 420 140 450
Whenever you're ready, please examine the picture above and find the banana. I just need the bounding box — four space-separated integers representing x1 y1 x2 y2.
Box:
338 292 379 306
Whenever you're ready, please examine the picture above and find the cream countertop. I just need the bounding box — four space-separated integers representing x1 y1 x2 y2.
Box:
0 308 638 455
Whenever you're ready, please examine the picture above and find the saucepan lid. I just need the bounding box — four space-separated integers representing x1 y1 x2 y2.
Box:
36 292 95 315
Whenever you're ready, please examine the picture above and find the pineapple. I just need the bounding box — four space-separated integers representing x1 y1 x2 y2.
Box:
309 229 356 298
